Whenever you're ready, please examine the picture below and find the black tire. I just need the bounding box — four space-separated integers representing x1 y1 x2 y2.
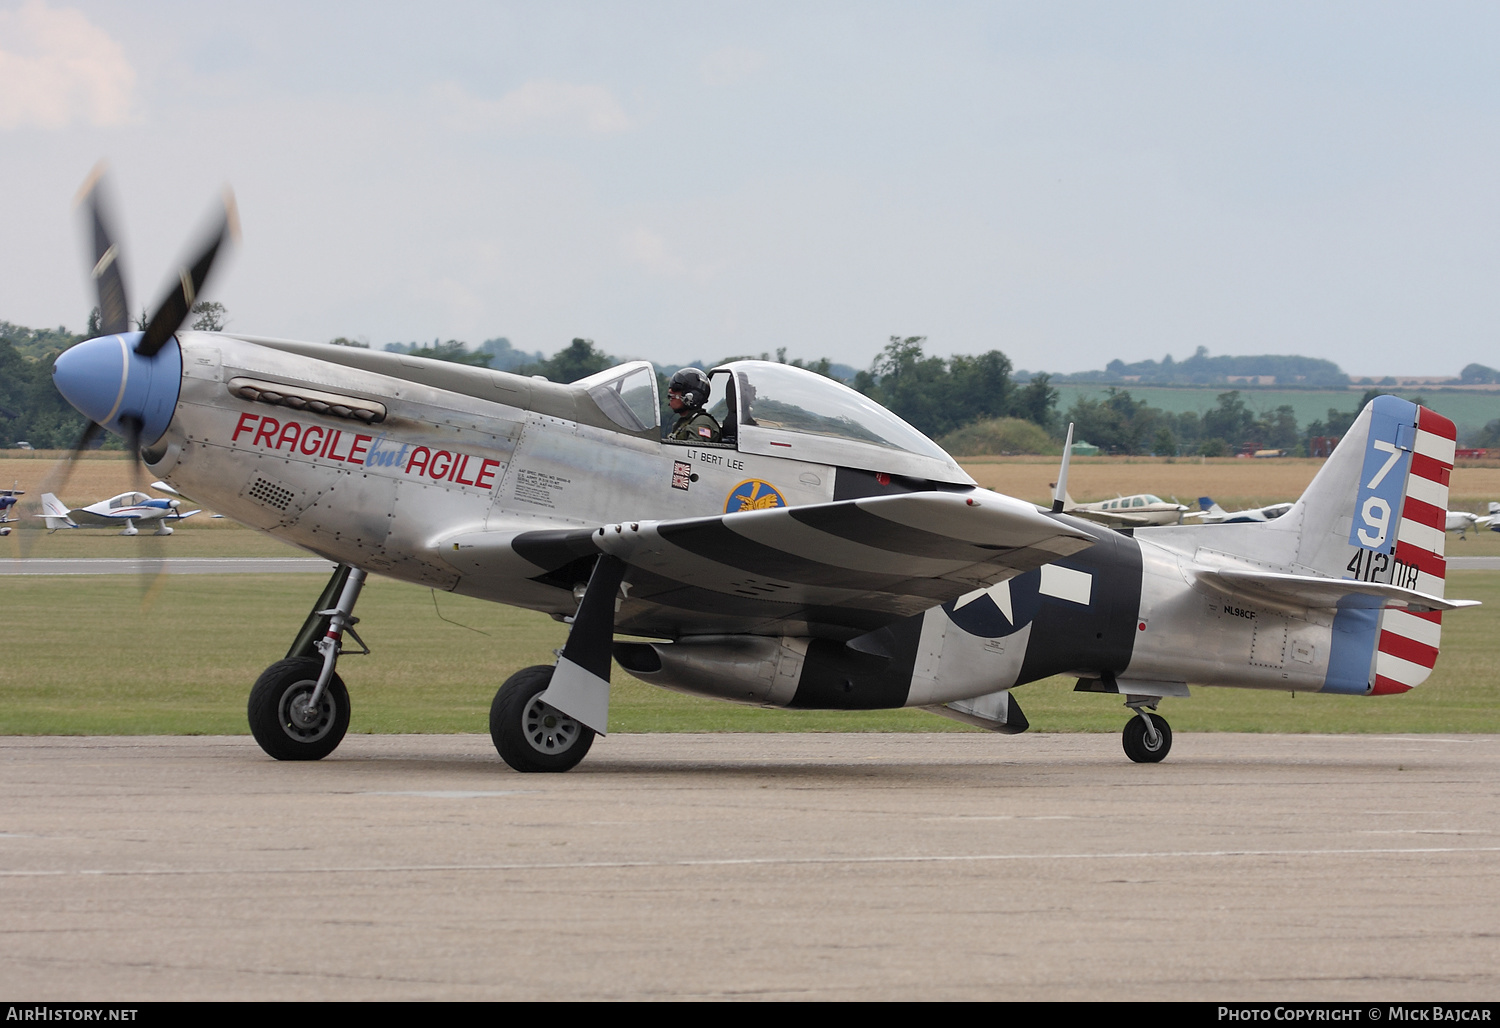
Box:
490 665 595 773
248 657 350 761
1122 713 1172 763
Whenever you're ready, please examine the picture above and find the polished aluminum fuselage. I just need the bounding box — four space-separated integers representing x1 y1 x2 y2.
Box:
142 333 1453 712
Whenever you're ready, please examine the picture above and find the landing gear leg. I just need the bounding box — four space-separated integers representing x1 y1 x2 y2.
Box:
248 563 369 760
490 554 625 773
1122 696 1172 763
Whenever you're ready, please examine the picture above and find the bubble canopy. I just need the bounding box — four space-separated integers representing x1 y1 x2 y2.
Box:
714 360 973 485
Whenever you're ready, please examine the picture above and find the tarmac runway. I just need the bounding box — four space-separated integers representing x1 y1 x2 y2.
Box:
1 732 1497 1001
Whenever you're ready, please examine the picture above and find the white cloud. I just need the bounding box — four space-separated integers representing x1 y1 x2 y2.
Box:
622 227 685 277
621 226 724 284
432 78 631 136
699 46 765 87
0 1 135 129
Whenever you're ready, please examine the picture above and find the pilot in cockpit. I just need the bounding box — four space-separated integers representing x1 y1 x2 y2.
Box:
666 368 722 443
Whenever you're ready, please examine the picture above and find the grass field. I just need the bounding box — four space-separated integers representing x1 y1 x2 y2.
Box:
1 570 1495 738
3 452 1497 739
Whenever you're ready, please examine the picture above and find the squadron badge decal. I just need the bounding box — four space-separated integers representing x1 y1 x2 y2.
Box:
725 479 786 513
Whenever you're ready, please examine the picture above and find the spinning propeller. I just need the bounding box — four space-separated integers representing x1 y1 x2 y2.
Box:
21 165 237 578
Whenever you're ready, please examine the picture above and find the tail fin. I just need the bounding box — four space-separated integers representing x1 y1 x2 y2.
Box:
39 493 71 530
1272 396 1456 694
1198 496 1214 511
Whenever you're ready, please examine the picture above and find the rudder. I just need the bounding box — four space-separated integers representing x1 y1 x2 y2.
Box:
40 492 71 530
1269 396 1454 695
1371 404 1455 693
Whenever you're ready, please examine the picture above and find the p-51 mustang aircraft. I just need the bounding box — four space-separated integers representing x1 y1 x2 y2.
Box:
37 490 197 535
47 172 1479 772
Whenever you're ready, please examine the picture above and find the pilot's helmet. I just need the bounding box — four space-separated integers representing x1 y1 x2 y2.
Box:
668 368 711 409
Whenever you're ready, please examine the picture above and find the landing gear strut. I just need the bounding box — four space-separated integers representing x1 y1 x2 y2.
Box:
248 563 368 760
1122 697 1172 763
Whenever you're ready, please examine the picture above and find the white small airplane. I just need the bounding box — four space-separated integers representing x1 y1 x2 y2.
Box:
1446 503 1498 538
0 484 21 537
1185 496 1294 524
38 490 198 535
1060 491 1189 528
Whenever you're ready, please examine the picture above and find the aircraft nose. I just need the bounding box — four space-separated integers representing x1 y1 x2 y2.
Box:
52 332 182 445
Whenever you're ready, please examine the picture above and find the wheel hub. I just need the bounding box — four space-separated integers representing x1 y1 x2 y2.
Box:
279 683 336 742
523 696 581 755
290 697 321 727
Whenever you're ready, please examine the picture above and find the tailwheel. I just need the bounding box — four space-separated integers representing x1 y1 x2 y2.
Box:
491 665 595 773
1122 711 1172 763
248 657 350 760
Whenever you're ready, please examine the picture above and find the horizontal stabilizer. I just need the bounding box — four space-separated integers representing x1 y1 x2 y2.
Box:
1198 566 1479 613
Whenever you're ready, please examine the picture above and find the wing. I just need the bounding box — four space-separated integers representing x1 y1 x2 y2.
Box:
445 492 1097 640
1067 506 1162 528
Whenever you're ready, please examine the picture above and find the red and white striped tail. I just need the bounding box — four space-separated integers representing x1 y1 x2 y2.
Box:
1373 406 1456 694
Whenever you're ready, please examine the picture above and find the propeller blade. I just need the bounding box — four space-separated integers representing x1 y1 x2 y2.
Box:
47 420 105 500
76 164 132 337
120 413 143 457
15 421 104 557
119 414 170 609
136 189 239 358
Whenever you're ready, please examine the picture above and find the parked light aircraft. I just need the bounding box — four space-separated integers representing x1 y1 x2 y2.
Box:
1060 492 1190 529
1446 504 1498 538
37 490 197 535
1185 496 1294 524
44 171 1480 772
0 485 21 536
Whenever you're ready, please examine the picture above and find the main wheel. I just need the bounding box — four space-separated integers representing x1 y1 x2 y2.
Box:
490 665 595 773
248 657 350 761
1122 713 1172 763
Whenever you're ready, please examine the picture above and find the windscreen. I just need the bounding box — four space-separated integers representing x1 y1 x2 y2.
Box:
734 362 950 461
579 362 660 433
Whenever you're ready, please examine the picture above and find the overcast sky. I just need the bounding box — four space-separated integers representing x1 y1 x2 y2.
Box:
3 1 1499 376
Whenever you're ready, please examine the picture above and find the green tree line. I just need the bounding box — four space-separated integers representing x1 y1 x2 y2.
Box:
1 323 92 449
1 316 1479 456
